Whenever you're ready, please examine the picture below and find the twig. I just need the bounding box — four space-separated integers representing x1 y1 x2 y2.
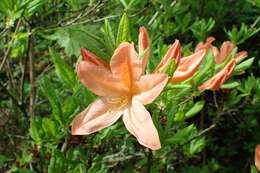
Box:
28 26 35 117
0 19 22 71
180 124 216 147
61 137 68 152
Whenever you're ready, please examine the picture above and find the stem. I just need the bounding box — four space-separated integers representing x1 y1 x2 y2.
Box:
147 149 152 173
0 19 22 71
28 27 35 117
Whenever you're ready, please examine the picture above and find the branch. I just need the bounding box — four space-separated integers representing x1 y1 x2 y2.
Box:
28 26 35 117
180 124 216 147
0 19 22 71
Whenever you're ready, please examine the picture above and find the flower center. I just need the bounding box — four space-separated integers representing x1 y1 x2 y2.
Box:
105 95 130 110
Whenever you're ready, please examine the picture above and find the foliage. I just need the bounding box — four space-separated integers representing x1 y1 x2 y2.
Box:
0 0 260 172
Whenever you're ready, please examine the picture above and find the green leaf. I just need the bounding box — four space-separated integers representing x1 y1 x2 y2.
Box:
49 48 77 90
116 13 130 46
62 96 79 120
101 19 116 56
187 137 206 155
48 149 66 173
166 83 192 90
40 77 63 126
165 124 197 145
48 25 107 58
233 57 254 75
88 156 108 173
16 168 36 173
29 117 44 144
185 101 205 119
250 165 258 173
42 118 58 139
193 49 215 85
0 154 10 168
221 81 240 89
174 110 185 122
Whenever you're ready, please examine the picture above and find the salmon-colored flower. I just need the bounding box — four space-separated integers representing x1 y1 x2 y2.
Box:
255 145 260 171
214 41 236 64
195 37 216 51
199 58 236 91
198 46 248 91
153 40 206 84
196 37 236 64
171 49 206 84
72 42 168 150
154 40 181 73
139 26 150 73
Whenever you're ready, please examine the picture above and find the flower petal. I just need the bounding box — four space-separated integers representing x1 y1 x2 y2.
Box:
199 59 236 91
138 26 150 73
234 51 248 63
71 98 122 135
215 41 235 64
155 40 181 72
134 73 168 105
122 99 161 150
80 48 109 68
171 49 206 84
195 36 215 51
77 60 128 97
110 42 142 88
255 145 260 171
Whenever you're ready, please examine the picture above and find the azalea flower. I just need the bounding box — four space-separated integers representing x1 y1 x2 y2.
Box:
199 57 236 91
199 51 247 91
171 49 206 84
154 40 181 73
255 145 260 171
153 39 206 84
71 28 168 150
196 37 236 64
139 26 150 72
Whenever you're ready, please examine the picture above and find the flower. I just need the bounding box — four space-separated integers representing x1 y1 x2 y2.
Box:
154 40 181 73
171 49 206 84
71 36 168 150
197 38 248 91
196 37 236 64
198 50 247 91
153 40 206 84
139 26 150 72
255 145 260 171
199 58 236 91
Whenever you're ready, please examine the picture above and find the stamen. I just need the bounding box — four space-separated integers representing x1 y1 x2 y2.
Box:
106 96 130 111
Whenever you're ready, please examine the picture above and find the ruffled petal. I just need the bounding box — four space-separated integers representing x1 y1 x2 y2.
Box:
215 41 235 64
122 99 161 150
199 59 236 91
154 40 181 72
71 98 122 135
138 26 150 73
80 48 109 68
234 51 248 63
77 60 128 97
134 73 168 105
195 37 215 51
171 49 206 84
110 42 142 88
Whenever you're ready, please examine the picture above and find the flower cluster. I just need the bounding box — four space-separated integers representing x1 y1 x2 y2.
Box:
71 27 247 150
